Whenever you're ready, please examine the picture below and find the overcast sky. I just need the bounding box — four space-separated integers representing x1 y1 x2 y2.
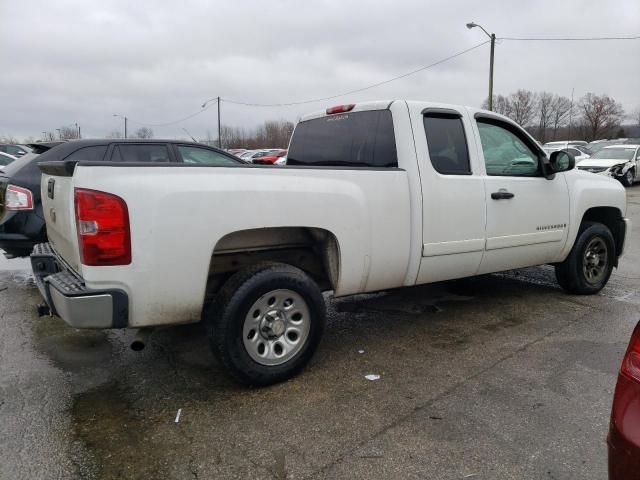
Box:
1 0 638 141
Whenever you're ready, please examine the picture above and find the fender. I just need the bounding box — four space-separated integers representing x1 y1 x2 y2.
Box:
558 169 627 262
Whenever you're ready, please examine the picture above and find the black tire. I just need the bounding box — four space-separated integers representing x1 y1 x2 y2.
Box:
620 169 634 187
206 262 326 386
555 221 615 295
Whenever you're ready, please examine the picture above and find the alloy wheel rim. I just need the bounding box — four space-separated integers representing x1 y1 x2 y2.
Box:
242 289 311 366
582 236 608 285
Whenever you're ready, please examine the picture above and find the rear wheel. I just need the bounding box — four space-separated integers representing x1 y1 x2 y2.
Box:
555 222 615 295
620 169 635 187
206 262 326 386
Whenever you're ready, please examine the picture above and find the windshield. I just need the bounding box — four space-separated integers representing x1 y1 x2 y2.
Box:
591 148 635 160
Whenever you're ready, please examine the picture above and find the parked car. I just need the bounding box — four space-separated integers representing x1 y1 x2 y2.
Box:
0 144 30 157
543 140 588 148
252 149 287 165
32 100 628 386
0 152 18 169
577 145 640 186
608 320 640 479
0 139 241 257
542 145 590 163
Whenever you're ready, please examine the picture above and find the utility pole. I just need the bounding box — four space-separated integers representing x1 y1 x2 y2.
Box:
114 114 127 138
201 96 222 148
488 33 495 111
217 96 221 148
467 22 496 111
78 125 81 139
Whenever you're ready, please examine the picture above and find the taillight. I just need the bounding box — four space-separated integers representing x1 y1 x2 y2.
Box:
6 184 33 210
621 323 640 383
74 188 131 266
326 104 355 115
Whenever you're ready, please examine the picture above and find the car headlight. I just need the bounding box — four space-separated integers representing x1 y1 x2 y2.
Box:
609 164 624 176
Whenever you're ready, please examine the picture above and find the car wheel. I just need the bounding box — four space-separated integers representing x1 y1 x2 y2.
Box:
206 262 326 386
620 169 634 187
555 221 615 295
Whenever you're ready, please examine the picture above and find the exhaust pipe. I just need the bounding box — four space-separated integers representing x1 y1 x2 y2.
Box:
131 328 153 351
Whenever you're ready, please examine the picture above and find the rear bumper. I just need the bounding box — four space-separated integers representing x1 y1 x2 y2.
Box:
30 242 128 329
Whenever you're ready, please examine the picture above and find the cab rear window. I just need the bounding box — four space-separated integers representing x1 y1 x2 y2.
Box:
287 110 398 168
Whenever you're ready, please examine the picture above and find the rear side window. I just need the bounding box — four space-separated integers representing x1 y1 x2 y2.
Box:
287 110 397 168
112 144 171 162
63 146 108 162
423 114 470 175
177 145 239 166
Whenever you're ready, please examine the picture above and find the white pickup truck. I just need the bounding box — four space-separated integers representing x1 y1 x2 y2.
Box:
32 100 629 385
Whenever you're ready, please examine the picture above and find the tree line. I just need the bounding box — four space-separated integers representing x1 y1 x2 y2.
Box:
483 91 628 142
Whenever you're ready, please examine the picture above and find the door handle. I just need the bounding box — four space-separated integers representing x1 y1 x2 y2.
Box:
491 190 515 200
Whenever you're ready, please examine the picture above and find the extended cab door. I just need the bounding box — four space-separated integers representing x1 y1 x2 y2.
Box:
412 106 486 284
472 115 570 274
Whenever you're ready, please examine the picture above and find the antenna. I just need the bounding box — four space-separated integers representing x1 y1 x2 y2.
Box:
567 87 575 144
182 128 198 143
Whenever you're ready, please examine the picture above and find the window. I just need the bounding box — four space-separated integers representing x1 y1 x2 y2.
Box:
112 144 171 162
567 148 581 157
477 121 540 176
423 114 470 175
177 145 240 166
287 110 397 168
64 145 108 162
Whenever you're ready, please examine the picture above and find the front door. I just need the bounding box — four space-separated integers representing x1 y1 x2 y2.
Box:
473 117 570 274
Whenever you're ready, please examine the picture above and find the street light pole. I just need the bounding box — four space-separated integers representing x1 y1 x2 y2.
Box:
467 22 496 111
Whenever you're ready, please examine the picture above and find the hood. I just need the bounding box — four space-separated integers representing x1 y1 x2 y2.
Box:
577 158 628 169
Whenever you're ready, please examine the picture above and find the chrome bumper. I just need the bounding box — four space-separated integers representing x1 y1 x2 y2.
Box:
30 243 128 329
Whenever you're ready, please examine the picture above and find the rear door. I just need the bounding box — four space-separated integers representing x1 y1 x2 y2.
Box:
413 106 487 284
43 145 108 273
473 116 570 274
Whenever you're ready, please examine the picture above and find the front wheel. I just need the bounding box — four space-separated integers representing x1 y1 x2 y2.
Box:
206 262 326 386
555 222 615 295
620 169 634 187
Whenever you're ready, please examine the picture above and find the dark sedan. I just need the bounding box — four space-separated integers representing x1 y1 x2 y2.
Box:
0 139 242 257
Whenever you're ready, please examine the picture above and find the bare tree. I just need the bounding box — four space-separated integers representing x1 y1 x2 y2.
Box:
58 126 80 140
535 92 555 143
106 130 124 139
23 136 36 144
509 90 537 127
549 95 573 141
133 127 154 139
578 93 625 141
0 135 19 144
482 94 512 117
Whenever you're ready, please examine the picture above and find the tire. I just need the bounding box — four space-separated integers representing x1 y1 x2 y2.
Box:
555 221 615 295
206 262 326 386
620 169 634 187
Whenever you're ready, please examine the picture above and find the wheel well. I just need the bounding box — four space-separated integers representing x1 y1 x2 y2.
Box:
581 207 624 258
204 227 340 303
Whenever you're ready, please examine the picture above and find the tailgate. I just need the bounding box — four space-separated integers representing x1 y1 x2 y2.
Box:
40 171 82 273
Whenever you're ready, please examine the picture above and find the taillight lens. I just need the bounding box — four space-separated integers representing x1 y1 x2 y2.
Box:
326 104 355 115
621 323 640 383
74 188 131 266
6 184 33 210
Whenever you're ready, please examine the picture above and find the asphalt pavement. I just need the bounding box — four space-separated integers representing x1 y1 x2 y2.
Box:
1 186 639 480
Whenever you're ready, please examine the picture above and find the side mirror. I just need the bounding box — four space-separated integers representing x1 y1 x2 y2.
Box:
549 150 575 174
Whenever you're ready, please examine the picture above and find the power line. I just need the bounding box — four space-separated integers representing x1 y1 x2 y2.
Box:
125 102 216 127
221 40 490 107
499 34 640 41
119 40 489 126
